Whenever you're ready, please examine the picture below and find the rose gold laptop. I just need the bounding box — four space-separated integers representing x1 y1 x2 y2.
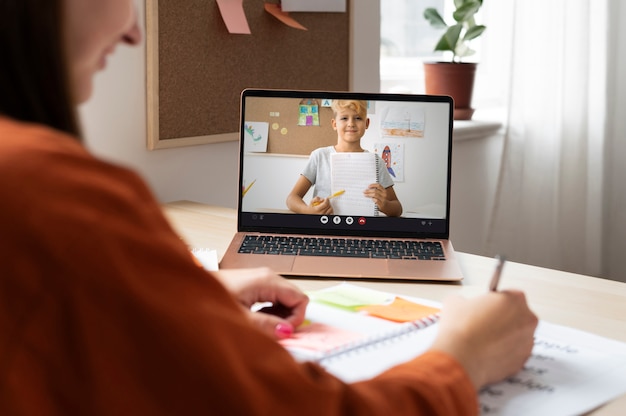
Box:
220 89 463 281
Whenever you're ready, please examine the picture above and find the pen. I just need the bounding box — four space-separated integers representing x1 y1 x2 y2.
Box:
489 255 506 292
312 189 345 206
242 179 256 197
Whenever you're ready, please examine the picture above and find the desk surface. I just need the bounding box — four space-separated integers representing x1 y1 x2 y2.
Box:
162 200 626 415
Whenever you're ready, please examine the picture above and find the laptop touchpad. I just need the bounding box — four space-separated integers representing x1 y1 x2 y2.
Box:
291 256 388 278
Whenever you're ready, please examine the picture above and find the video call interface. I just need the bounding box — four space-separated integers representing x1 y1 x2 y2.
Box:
238 91 453 239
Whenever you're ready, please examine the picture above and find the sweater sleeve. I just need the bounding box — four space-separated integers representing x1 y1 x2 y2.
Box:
0 118 478 416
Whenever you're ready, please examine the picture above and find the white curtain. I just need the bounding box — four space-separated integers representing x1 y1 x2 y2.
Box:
485 0 608 277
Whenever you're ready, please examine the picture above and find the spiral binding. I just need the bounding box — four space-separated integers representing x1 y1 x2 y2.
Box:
318 313 440 365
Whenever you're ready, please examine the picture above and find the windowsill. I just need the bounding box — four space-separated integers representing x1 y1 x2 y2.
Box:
453 119 503 142
451 107 505 142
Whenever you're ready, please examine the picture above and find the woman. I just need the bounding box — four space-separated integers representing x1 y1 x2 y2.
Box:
0 0 537 414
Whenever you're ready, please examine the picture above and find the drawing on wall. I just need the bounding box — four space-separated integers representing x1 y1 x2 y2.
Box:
374 142 405 182
298 98 320 126
244 121 269 152
380 106 424 138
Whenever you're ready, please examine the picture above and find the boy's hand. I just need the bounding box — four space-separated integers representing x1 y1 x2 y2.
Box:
364 184 388 209
363 183 402 217
310 197 333 215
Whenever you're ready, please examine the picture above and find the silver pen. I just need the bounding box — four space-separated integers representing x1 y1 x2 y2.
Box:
489 255 506 292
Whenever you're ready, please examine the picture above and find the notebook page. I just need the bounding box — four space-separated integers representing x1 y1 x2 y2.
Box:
279 284 626 415
330 152 378 216
320 319 626 414
319 323 439 383
479 321 626 416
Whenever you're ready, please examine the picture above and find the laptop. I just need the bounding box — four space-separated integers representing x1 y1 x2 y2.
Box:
220 89 463 281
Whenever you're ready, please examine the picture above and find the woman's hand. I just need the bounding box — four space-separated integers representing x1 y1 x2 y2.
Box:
430 290 538 390
212 268 309 340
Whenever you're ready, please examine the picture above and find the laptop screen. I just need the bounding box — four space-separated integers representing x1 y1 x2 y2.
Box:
237 89 453 239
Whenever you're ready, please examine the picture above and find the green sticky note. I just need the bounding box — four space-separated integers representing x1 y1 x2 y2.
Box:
308 284 392 311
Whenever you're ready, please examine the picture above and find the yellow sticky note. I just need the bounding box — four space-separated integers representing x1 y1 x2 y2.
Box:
358 297 440 323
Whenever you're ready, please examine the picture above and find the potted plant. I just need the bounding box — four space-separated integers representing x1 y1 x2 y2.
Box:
423 0 486 120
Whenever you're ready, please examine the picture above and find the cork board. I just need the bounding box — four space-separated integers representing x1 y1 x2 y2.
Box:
146 1 350 150
244 96 338 155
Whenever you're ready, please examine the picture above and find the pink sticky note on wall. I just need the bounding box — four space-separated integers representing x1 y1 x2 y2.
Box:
216 0 251 34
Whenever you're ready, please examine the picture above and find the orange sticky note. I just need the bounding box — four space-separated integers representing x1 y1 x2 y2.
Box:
358 297 440 323
264 3 308 30
216 0 251 34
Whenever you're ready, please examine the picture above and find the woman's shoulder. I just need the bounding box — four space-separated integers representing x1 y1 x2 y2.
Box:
0 117 88 162
0 116 150 207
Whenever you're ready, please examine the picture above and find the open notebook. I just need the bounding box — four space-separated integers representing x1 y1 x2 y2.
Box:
220 89 462 280
279 283 626 416
330 152 378 216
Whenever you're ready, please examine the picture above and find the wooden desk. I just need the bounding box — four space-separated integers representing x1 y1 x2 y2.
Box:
162 200 626 415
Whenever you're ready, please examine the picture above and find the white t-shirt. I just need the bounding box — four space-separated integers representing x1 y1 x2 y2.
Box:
301 146 394 198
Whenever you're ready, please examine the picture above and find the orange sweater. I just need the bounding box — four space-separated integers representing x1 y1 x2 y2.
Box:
0 117 478 415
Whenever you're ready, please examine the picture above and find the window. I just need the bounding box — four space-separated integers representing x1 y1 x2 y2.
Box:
380 0 450 94
379 0 506 118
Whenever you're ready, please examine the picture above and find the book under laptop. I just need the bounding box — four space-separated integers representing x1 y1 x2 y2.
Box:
220 89 463 281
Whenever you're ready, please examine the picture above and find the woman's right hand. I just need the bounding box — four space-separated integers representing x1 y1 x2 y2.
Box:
429 290 538 390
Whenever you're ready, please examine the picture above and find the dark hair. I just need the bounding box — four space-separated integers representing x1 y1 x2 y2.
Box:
0 0 81 138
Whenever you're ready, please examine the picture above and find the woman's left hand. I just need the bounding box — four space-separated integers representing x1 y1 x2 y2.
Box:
212 267 309 340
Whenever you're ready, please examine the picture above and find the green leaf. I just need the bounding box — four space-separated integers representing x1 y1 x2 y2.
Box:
426 0 484 61
424 8 447 29
463 25 486 41
452 2 481 23
434 35 453 52
434 24 463 52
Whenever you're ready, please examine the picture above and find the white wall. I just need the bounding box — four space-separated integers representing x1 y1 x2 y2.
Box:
605 0 626 282
449 133 504 256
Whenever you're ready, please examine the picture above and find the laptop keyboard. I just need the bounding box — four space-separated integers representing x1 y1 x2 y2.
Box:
238 235 446 260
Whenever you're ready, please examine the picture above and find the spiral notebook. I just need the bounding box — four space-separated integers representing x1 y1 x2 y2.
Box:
330 152 378 216
279 283 441 382
279 284 626 416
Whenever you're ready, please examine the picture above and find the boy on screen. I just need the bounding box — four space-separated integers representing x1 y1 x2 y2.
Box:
286 100 402 217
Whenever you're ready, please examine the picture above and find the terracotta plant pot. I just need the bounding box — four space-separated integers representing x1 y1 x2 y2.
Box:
424 62 477 120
